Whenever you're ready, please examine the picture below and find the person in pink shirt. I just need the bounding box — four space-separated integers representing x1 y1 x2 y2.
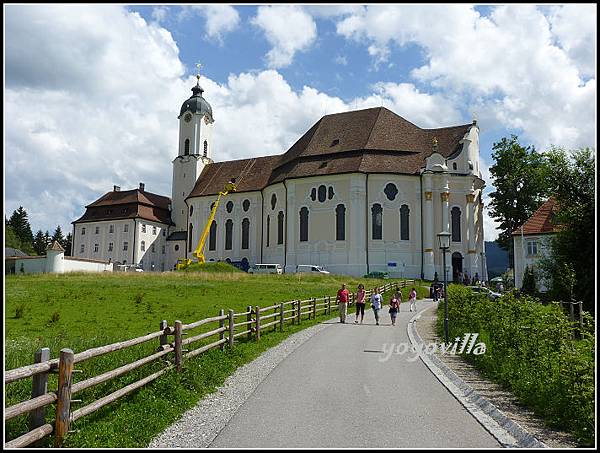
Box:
354 284 366 324
336 283 350 323
409 287 417 312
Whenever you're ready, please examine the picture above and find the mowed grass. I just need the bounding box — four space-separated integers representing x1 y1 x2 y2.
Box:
5 270 410 447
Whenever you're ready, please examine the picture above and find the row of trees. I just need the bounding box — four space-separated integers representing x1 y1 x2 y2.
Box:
488 136 594 312
5 206 72 256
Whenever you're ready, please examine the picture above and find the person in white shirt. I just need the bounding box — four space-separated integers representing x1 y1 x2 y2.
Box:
370 287 382 326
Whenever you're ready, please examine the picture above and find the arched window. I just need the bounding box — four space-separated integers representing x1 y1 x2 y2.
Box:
241 218 250 250
266 215 270 247
225 219 233 250
203 140 208 157
271 194 277 210
335 204 346 241
209 220 217 251
184 139 190 155
400 205 410 240
384 183 398 201
318 185 327 202
299 207 309 242
451 207 461 242
372 204 383 240
188 223 193 252
226 201 233 213
277 211 284 245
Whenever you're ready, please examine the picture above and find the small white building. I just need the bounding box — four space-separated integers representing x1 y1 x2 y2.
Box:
512 198 559 291
71 184 173 271
6 241 113 274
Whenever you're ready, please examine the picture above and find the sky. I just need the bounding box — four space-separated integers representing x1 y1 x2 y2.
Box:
4 3 597 242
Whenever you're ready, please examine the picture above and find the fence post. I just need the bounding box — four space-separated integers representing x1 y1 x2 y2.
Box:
219 309 225 351
312 298 317 319
273 305 278 332
327 296 331 315
280 303 285 332
54 348 74 448
255 306 261 341
30 347 50 433
159 320 168 351
297 299 302 324
174 320 183 372
247 306 253 341
228 310 234 348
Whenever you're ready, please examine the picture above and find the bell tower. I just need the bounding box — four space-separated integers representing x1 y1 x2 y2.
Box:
171 64 214 233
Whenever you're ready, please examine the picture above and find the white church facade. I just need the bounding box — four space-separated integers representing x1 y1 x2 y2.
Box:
73 77 488 280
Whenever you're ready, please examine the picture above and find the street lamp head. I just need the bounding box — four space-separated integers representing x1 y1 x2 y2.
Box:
437 231 451 249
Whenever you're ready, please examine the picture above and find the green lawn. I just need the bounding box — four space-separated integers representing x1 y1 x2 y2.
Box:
5 271 423 447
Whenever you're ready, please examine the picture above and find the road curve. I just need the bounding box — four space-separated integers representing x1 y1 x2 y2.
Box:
210 300 501 448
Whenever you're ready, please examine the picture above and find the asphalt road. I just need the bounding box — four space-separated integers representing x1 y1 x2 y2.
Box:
210 300 501 448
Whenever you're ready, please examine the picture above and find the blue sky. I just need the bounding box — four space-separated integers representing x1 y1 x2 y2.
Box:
4 4 596 241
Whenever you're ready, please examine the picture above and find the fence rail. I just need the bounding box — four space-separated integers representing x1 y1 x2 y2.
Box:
4 279 413 448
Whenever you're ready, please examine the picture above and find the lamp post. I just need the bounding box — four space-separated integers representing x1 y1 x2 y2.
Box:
437 231 451 344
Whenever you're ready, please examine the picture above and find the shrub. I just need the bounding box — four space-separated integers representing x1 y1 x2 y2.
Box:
437 284 594 446
15 304 25 319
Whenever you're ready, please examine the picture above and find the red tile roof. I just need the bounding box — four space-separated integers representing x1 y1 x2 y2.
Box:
512 197 560 236
73 188 174 225
189 107 474 196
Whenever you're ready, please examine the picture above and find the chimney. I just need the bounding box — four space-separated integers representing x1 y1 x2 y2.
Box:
139 182 145 192
113 185 121 192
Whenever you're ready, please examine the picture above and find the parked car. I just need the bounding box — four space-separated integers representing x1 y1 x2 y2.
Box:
467 286 501 300
364 271 389 279
248 263 283 274
296 265 330 274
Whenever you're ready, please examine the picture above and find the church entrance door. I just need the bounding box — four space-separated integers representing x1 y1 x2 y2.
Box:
452 252 463 282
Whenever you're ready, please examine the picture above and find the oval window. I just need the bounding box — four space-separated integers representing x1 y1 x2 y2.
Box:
318 185 327 202
384 183 398 201
243 199 250 211
226 201 234 213
310 188 316 201
271 194 277 210
174 245 179 251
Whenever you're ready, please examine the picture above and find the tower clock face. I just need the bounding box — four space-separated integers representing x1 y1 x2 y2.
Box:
184 113 192 123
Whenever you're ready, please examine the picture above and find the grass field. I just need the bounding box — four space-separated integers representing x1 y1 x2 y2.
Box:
5 270 427 447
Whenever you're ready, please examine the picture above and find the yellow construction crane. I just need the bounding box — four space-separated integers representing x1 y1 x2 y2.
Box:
176 180 237 270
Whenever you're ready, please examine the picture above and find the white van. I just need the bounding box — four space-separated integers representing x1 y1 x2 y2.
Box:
296 265 330 274
248 263 283 274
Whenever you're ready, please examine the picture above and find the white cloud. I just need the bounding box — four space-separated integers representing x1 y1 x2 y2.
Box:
191 5 240 42
334 4 596 150
251 6 317 68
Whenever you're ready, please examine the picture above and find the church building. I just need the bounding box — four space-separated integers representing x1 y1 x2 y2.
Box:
73 75 488 280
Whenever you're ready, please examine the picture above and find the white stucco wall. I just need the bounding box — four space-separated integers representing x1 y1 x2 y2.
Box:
11 254 112 274
513 234 553 291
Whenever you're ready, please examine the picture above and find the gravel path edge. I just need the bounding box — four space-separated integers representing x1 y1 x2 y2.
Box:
407 303 547 449
148 320 334 448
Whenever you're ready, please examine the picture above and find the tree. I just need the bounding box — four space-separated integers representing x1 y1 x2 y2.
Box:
5 221 24 251
64 233 73 256
488 136 551 268
7 207 34 254
520 265 538 296
32 230 48 256
51 225 65 246
538 147 595 312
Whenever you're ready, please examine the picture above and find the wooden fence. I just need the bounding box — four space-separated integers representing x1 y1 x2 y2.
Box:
4 280 414 448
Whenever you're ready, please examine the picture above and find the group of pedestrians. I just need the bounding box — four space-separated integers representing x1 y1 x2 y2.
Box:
335 283 418 325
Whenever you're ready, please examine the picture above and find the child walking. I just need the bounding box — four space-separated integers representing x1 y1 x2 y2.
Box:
388 294 400 326
370 287 382 325
408 287 417 312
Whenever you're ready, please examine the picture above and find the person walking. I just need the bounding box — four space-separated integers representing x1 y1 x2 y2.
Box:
408 287 417 312
336 283 350 323
388 293 400 326
370 287 382 325
354 283 366 324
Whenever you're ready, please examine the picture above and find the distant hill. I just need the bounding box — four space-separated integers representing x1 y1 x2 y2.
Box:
485 241 509 279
